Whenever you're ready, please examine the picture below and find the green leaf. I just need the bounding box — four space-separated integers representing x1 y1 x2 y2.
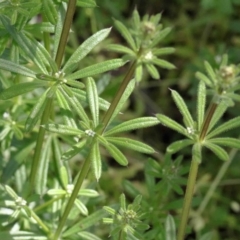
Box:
59 86 89 125
43 124 83 135
79 189 99 197
66 59 126 80
197 81 206 131
103 142 128 166
114 19 136 51
203 141 229 161
207 116 240 139
63 28 111 73
146 63 160 79
76 0 97 7
151 58 176 70
60 166 68 189
195 72 213 87
170 89 194 128
204 61 217 84
78 231 102 240
106 44 135 56
152 47 175 56
0 231 48 240
165 215 176 240
192 143 202 163
105 137 155 153
64 79 85 89
74 198 88 216
208 137 240 149
86 77 99 127
43 0 58 25
167 139 193 154
150 27 172 47
5 185 18 199
62 139 87 161
0 82 46 100
156 114 188 136
0 59 36 78
135 64 143 82
91 141 101 181
47 189 66 195
105 117 159 136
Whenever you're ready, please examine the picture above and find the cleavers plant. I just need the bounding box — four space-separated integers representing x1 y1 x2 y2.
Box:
0 1 240 240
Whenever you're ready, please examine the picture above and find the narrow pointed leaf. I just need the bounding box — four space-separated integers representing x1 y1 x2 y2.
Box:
105 137 155 153
135 64 143 82
66 59 126 80
86 77 99 127
105 117 159 136
146 63 160 79
0 82 46 100
103 142 128 166
74 198 88 216
106 44 135 55
43 0 58 25
47 189 66 195
5 185 18 199
60 166 68 189
150 27 172 47
165 214 176 240
170 89 194 128
156 114 188 137
207 116 240 139
114 19 136 51
151 58 176 70
76 0 97 7
62 139 87 161
204 61 217 84
43 124 83 135
152 47 175 56
0 59 36 78
192 143 202 163
91 141 101 181
209 137 240 149
195 72 213 87
63 28 111 73
78 189 99 197
197 81 206 131
167 139 193 154
59 86 89 125
226 93 240 102
204 141 229 161
64 79 85 89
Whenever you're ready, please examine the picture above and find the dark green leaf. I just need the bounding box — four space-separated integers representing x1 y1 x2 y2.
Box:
203 141 229 161
91 141 102 181
43 0 58 25
208 137 240 149
43 124 83 135
167 139 193 154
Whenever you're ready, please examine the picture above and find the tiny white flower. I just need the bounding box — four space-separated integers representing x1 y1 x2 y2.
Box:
15 197 27 207
186 127 194 134
144 51 153 60
85 129 95 137
66 184 74 194
3 112 10 119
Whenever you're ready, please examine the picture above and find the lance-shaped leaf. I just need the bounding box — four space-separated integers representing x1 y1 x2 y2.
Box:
56 89 77 128
0 232 48 240
197 81 206 131
165 214 176 240
150 27 172 47
43 0 58 25
62 139 87 161
43 124 84 135
208 137 240 149
66 59 126 80
207 116 240 139
146 63 160 79
195 72 213 88
79 189 99 197
63 28 111 73
106 44 135 56
105 117 159 136
60 166 68 189
167 139 194 154
105 137 155 154
91 141 102 181
151 58 175 70
59 86 89 125
156 114 188 137
74 198 88 216
203 141 229 161
152 47 175 56
135 64 143 82
103 142 128 166
114 19 136 51
86 77 99 127
0 82 46 100
170 89 194 128
0 59 36 78
192 143 202 163
204 61 217 85
76 0 97 7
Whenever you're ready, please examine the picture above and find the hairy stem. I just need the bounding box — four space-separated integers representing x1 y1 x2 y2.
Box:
177 159 199 240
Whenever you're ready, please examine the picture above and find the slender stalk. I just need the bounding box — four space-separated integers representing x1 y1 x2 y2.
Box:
177 159 199 240
30 209 50 234
54 60 137 239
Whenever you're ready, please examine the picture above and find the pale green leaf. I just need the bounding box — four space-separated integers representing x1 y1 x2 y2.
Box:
203 141 229 161
146 63 160 79
76 0 97 7
105 137 155 153
227 93 240 102
150 27 172 47
63 28 111 73
43 124 83 135
192 143 202 163
91 141 101 181
120 193 126 210
60 166 68 189
103 142 128 166
170 89 194 128
151 58 176 70
103 206 116 215
0 59 36 78
66 59 126 80
0 231 48 240
64 79 85 89
208 137 240 149
204 61 217 84
135 64 143 82
86 77 99 127
105 117 159 136
106 44 135 56
74 198 88 216
165 215 176 240
197 81 206 131
195 72 213 87
47 189 66 195
152 47 175 56
207 116 240 139
156 114 188 137
5 185 18 199
43 0 58 25
114 19 136 51
78 189 99 197
0 82 46 100
78 231 101 240
167 139 193 154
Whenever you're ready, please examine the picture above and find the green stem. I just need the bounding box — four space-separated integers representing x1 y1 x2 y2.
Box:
31 209 50 234
54 60 137 239
55 0 76 69
177 159 199 240
29 98 53 192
